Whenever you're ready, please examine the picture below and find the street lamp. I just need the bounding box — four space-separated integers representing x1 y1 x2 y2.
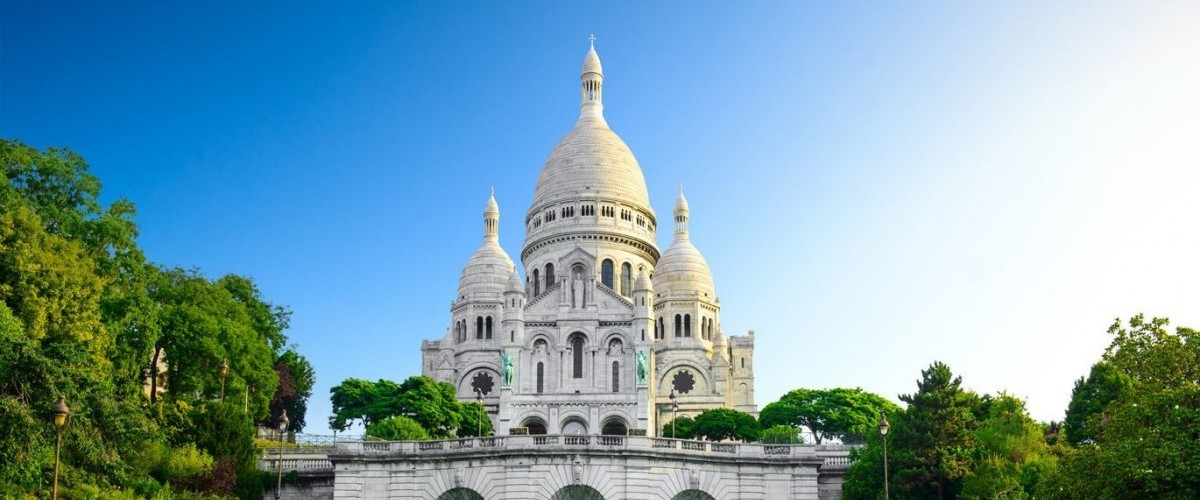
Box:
879 412 890 500
275 410 289 500
668 390 678 439
218 358 229 403
51 396 70 500
475 388 484 437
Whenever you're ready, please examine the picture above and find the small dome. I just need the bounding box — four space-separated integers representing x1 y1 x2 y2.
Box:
457 241 514 298
653 238 715 298
653 189 715 299
634 268 651 291
506 266 524 293
582 47 603 76
458 193 515 298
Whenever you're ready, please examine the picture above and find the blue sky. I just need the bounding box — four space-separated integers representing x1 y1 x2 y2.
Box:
4 2 1198 434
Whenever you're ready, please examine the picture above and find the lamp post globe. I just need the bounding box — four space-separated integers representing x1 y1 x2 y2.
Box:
51 396 70 499
275 410 288 499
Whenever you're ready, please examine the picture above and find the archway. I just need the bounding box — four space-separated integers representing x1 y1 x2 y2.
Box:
600 416 628 436
550 485 605 500
561 417 588 435
671 490 716 500
522 417 547 435
436 487 484 500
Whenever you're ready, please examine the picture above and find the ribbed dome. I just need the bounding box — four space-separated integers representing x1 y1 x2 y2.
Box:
531 117 651 210
653 238 715 298
582 47 602 76
458 193 515 298
653 189 715 298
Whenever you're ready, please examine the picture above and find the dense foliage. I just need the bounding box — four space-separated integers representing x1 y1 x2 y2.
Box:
760 387 899 444
0 139 313 498
329 375 491 438
843 315 1199 499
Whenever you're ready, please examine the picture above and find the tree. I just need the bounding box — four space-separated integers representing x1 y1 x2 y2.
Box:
1063 361 1133 445
661 415 696 439
1042 315 1200 498
329 376 469 438
760 388 899 444
760 424 804 444
366 416 429 441
896 361 978 499
961 393 1056 499
267 349 315 432
692 407 761 442
395 376 462 438
454 402 493 437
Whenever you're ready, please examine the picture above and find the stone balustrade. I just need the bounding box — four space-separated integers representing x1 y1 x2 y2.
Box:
330 435 856 464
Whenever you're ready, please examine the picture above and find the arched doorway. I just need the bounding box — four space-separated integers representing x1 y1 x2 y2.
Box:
550 485 605 500
436 487 485 500
671 490 716 500
600 417 628 436
561 417 588 435
522 417 547 435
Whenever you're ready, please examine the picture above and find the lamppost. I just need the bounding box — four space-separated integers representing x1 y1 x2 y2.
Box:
275 410 288 500
51 396 71 500
218 358 229 403
879 412 890 500
475 388 484 437
668 390 678 439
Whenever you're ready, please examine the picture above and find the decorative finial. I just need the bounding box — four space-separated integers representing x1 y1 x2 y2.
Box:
490 185 495 196
588 34 596 49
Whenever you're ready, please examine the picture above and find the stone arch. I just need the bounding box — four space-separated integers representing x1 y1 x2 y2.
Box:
671 490 716 500
560 415 589 435
527 331 555 350
436 488 484 500
600 330 629 349
550 485 606 500
457 365 500 397
600 415 629 435
658 363 711 396
520 415 548 435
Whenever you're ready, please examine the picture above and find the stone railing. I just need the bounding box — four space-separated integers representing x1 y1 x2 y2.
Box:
332 435 858 463
258 457 334 473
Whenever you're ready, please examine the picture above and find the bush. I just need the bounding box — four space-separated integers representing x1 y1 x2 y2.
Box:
761 424 804 444
164 444 214 482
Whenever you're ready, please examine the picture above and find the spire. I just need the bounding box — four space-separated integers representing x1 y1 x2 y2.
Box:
580 36 604 119
673 186 690 237
484 190 499 242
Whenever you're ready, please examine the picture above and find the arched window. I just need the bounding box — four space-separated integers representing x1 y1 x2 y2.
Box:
741 357 745 369
601 260 614 289
476 316 484 339
545 263 555 289
533 269 541 296
572 335 585 379
684 314 692 337
612 361 620 392
620 262 632 296
485 317 493 339
675 314 682 337
658 317 665 339
537 362 544 393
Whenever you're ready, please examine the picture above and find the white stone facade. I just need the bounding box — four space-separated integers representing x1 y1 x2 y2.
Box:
421 44 756 438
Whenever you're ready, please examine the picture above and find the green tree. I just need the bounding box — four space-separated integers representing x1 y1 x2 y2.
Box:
1043 315 1200 498
395 376 462 438
1063 361 1133 445
760 388 899 444
692 407 762 442
961 393 1055 499
365 415 430 441
267 349 315 432
661 415 696 439
760 424 804 444
329 376 469 438
454 402 493 437
896 361 978 499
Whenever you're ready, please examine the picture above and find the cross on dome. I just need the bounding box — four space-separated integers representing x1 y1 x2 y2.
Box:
588 34 596 49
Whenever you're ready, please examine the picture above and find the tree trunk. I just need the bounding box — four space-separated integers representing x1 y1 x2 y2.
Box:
807 424 822 444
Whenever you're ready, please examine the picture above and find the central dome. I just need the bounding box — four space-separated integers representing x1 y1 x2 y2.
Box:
530 116 651 211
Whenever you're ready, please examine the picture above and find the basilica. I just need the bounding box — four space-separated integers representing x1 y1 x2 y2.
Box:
421 42 757 437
